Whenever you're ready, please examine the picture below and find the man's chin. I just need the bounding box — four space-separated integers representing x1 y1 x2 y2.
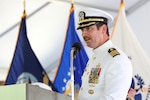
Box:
86 43 93 48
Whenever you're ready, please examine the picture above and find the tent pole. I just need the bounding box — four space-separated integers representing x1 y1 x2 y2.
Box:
0 2 50 38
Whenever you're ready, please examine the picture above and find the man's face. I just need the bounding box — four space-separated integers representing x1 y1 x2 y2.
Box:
81 24 104 49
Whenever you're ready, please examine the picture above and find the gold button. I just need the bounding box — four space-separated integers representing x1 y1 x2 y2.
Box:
87 64 89 67
96 63 101 68
93 56 96 60
80 87 83 91
88 89 94 94
87 72 89 75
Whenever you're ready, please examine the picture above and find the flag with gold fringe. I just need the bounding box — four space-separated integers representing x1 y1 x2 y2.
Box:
5 10 53 88
53 4 88 97
111 1 150 100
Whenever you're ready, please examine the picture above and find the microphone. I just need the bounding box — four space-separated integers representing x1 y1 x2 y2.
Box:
72 42 82 59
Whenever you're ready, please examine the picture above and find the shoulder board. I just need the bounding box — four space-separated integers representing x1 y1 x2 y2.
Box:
108 48 120 57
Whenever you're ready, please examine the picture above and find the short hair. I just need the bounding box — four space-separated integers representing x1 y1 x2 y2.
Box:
95 22 109 36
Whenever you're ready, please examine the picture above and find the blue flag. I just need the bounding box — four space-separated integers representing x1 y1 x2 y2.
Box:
5 12 53 87
53 6 88 95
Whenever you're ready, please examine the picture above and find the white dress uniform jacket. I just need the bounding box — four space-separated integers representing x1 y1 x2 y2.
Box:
78 40 133 100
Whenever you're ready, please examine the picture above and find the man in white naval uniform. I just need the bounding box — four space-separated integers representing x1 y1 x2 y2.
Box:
76 7 133 100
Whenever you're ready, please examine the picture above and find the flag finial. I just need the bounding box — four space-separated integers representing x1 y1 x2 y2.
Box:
22 0 27 18
70 0 74 13
71 0 74 10
24 0 26 11
121 0 124 3
71 0 74 5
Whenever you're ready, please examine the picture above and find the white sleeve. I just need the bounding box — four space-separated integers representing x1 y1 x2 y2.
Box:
99 58 133 100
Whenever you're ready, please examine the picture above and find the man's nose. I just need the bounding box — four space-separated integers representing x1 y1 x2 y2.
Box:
82 29 88 36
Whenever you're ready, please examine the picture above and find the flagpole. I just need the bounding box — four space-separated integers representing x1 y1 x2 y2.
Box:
110 0 124 39
70 1 74 100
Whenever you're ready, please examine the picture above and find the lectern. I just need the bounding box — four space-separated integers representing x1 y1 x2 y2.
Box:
0 83 71 100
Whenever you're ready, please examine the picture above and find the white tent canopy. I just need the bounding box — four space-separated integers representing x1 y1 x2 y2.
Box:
0 0 150 81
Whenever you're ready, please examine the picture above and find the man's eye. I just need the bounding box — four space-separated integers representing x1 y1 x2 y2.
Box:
86 27 91 31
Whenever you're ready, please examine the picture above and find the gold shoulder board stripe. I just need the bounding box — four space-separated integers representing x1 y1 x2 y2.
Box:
108 48 120 57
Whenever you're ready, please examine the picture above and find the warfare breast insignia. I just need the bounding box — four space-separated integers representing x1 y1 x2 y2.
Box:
108 48 120 57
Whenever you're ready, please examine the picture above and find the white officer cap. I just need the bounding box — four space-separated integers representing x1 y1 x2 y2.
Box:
77 7 114 30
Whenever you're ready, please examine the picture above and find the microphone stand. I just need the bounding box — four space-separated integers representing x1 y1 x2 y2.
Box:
70 42 81 100
70 49 75 100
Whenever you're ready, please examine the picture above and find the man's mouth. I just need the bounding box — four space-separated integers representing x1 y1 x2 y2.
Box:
84 37 90 42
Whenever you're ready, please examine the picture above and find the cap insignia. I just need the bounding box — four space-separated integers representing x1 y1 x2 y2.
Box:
79 11 85 22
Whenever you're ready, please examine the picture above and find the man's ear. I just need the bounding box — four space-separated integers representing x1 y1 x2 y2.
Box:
101 24 107 34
